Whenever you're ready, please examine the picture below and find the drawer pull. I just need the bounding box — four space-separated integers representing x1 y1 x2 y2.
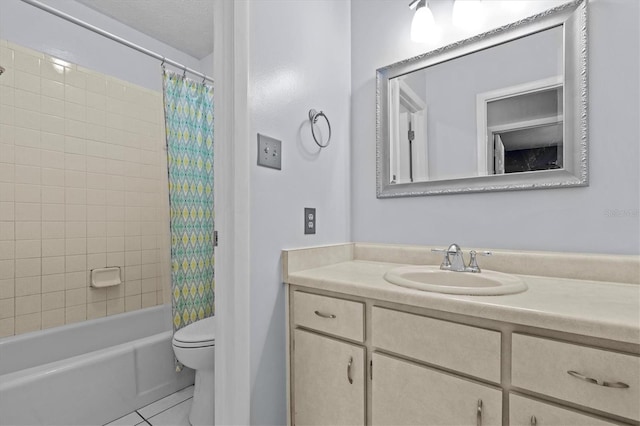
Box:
314 310 336 319
567 370 630 389
530 415 537 426
476 399 483 426
347 356 353 384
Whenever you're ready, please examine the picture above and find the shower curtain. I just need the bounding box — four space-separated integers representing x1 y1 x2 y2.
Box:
163 69 215 331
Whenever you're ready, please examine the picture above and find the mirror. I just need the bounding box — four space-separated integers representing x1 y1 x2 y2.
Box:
377 0 587 197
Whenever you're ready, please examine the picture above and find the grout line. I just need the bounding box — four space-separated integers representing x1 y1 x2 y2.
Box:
134 411 152 426
144 396 193 423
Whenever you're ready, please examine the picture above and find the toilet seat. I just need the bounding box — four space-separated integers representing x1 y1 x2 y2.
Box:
172 316 215 348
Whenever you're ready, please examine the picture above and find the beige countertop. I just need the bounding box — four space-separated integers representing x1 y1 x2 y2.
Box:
285 256 640 345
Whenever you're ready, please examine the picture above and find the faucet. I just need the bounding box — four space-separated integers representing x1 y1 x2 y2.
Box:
431 244 492 273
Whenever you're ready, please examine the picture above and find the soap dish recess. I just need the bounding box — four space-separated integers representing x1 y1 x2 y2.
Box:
91 267 122 288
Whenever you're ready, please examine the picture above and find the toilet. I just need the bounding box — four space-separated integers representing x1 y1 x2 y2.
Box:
172 316 215 426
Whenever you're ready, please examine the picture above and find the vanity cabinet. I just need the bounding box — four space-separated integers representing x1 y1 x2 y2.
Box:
371 353 502 426
287 288 639 426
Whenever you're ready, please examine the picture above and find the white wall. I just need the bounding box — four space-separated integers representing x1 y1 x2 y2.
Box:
351 0 640 254
249 0 351 423
0 0 202 92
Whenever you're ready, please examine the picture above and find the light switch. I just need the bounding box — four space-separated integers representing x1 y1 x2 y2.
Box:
257 133 282 170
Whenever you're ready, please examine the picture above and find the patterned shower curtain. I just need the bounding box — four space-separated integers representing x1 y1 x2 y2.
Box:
163 69 215 331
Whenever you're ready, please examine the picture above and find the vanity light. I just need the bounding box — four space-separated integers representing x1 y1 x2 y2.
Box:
452 0 485 30
409 0 438 42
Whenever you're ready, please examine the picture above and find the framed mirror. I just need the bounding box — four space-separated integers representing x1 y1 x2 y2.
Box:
376 0 587 197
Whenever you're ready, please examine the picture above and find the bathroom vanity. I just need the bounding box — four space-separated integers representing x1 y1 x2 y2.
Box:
282 243 640 426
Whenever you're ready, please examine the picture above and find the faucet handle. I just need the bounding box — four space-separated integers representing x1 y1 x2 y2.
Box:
468 250 492 272
431 248 451 268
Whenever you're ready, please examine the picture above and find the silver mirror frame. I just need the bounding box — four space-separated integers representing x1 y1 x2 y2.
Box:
376 0 587 198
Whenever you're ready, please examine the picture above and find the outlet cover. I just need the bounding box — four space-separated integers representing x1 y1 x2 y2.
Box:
257 133 282 170
304 208 316 235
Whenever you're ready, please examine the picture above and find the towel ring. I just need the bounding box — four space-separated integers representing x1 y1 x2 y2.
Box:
309 109 331 148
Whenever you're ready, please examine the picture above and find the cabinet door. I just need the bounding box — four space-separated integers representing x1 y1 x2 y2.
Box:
509 394 617 426
293 329 365 426
372 353 501 426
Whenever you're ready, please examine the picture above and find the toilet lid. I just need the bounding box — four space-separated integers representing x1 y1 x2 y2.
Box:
173 316 215 346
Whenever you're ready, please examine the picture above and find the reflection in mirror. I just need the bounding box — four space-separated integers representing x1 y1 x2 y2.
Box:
389 26 563 183
377 0 587 197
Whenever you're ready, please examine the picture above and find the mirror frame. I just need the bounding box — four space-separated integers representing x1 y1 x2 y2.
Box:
376 0 587 198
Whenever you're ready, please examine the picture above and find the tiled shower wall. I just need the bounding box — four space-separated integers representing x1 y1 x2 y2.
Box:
0 40 171 337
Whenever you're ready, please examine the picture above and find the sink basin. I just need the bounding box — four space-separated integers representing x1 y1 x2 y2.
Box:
383 266 527 295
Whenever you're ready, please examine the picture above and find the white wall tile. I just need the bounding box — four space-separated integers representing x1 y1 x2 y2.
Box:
0 259 14 279
65 238 86 255
42 256 64 275
42 291 64 311
41 114 65 135
65 69 86 89
64 153 86 171
15 221 40 240
42 308 65 329
87 252 106 270
42 204 64 221
65 205 86 221
15 239 40 258
65 254 86 272
15 72 40 94
0 144 14 164
40 61 65 83
65 287 86 306
106 236 124 252
15 276 40 297
65 85 85 105
42 239 64 257
65 170 85 188
13 51 40 75
106 251 124 266
15 312 40 334
0 240 13 260
65 187 86 204
0 163 14 183
65 304 86 324
65 271 85 289
15 202 40 221
87 237 106 254
42 221 65 239
0 202 14 221
42 273 65 293
15 257 40 277
14 165 40 184
14 126 40 148
0 278 14 299
0 182 13 202
14 184 40 203
64 102 85 122
41 96 65 117
87 221 106 237
14 90 40 113
0 222 14 240
87 205 106 222
14 146 40 166
41 79 64 99
42 186 64 203
41 132 65 152
86 189 105 205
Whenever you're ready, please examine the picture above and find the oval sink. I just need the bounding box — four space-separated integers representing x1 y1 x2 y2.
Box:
383 266 527 295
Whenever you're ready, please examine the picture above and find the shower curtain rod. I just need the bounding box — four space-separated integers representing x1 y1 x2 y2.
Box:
19 0 214 84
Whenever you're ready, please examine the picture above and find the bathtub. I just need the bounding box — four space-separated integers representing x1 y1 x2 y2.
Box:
0 305 195 426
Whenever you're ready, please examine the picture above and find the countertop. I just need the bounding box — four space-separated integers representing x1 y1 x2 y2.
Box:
286 259 640 345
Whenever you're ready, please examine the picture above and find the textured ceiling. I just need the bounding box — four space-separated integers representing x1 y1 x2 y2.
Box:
75 0 214 59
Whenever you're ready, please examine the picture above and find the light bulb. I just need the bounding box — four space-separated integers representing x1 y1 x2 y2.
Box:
411 4 438 43
452 0 485 30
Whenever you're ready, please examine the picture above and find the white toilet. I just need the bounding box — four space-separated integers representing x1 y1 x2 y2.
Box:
172 316 215 426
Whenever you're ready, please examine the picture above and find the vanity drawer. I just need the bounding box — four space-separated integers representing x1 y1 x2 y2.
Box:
512 334 640 421
293 291 364 342
372 307 501 382
509 394 617 426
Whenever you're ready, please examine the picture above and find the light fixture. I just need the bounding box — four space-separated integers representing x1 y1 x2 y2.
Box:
452 0 485 30
409 0 438 43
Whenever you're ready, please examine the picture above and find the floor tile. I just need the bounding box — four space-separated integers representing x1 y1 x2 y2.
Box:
146 399 192 426
137 385 194 419
104 411 145 426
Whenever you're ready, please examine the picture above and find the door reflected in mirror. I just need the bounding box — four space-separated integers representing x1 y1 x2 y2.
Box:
389 26 563 184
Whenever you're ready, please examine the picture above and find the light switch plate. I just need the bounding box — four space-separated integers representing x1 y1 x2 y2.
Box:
304 207 316 235
257 133 282 170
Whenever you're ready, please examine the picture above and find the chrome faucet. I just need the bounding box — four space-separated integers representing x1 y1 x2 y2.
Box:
432 244 492 273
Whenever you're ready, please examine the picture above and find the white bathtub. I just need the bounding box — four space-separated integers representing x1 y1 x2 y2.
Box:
0 305 195 426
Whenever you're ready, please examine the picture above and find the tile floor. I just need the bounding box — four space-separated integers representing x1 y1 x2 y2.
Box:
105 385 194 426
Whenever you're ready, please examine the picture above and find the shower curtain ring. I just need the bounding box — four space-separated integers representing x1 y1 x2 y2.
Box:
160 57 166 69
183 68 187 78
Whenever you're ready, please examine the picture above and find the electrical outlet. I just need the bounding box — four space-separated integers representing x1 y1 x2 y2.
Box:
257 133 282 170
304 208 316 235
